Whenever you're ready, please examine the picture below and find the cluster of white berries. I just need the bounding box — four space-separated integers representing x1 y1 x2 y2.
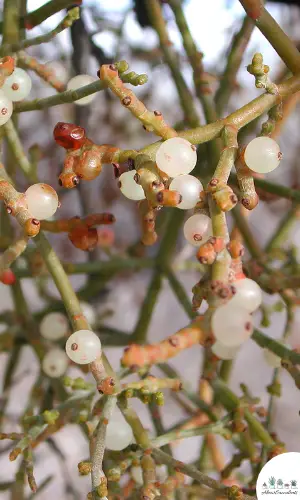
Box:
41 303 98 378
211 278 263 359
0 68 32 125
244 136 282 174
67 74 97 106
41 312 69 378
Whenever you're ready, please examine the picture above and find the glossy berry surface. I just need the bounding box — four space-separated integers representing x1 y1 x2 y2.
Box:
119 171 145 201
105 406 134 451
183 213 212 246
40 312 69 340
211 304 253 347
67 75 97 105
0 89 13 125
65 329 101 365
42 348 69 378
25 183 59 220
244 136 281 174
156 137 197 177
2 68 32 102
169 175 202 209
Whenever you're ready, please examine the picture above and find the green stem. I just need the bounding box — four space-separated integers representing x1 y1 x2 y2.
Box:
14 79 106 112
35 232 89 331
168 0 219 166
15 257 154 278
265 205 300 252
2 0 20 45
252 328 300 364
215 16 254 115
131 210 185 343
231 172 300 203
152 417 230 448
0 8 79 55
165 268 196 320
239 0 300 74
231 206 263 260
145 0 200 128
212 379 274 448
3 120 37 182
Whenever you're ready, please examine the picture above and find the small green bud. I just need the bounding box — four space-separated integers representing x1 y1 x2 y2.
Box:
43 410 59 425
115 60 129 73
78 461 92 475
154 391 164 406
73 377 87 390
62 376 73 387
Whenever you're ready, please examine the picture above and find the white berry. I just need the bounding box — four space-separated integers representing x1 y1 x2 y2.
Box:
119 170 145 201
45 61 69 84
0 89 13 125
40 312 69 340
2 68 32 102
244 136 281 174
80 302 96 327
42 348 69 378
67 74 97 105
25 183 59 220
229 278 262 313
212 304 253 347
65 330 101 365
105 406 133 451
156 137 197 177
183 213 212 247
169 175 202 209
131 466 143 485
212 341 240 360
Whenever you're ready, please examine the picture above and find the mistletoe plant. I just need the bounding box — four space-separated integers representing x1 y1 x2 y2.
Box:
1 0 300 499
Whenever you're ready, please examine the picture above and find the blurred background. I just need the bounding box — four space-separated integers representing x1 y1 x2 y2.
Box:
1 0 300 498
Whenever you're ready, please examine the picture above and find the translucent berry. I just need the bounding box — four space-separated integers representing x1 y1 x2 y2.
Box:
230 278 262 313
169 175 202 209
65 330 101 365
2 68 32 102
131 466 143 485
105 406 133 451
25 183 59 220
119 171 145 201
45 61 69 84
212 341 240 360
42 348 69 378
156 137 197 177
67 75 97 105
244 136 281 174
0 89 13 125
183 213 212 247
211 304 253 347
80 302 96 327
40 312 69 340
